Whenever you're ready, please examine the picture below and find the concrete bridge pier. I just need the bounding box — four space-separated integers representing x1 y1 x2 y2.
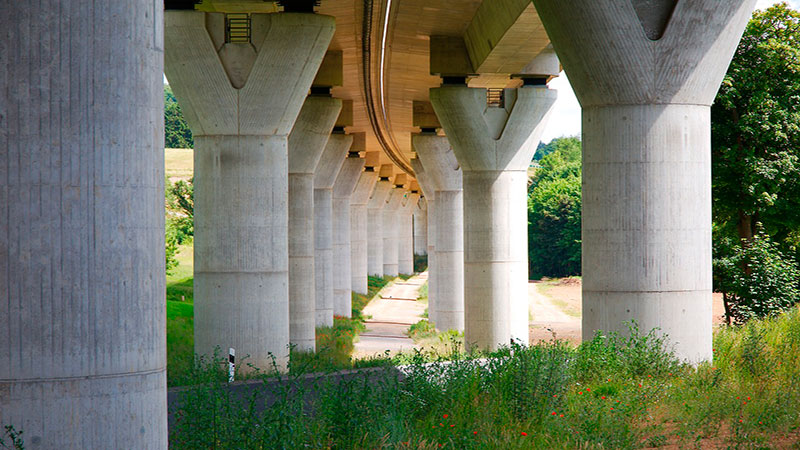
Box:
382 186 406 277
350 154 380 293
165 11 335 370
333 153 366 317
313 133 351 326
399 191 421 275
431 86 556 350
411 158 438 325
413 135 465 332
532 0 755 363
413 197 429 257
367 166 394 277
1 1 167 447
288 96 342 351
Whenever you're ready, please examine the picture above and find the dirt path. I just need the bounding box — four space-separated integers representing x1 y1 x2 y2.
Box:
353 273 427 358
529 281 582 345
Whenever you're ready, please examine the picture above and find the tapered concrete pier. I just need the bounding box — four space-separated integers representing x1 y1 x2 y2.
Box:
333 153 366 316
166 11 334 370
399 191 421 275
350 154 380 293
1 1 166 447
413 197 429 257
413 134 465 332
532 0 755 363
367 166 394 277
314 133 350 326
431 86 556 349
411 158 438 325
288 96 342 351
382 187 406 277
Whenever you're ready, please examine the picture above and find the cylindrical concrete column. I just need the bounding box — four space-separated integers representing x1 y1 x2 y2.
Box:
333 156 366 317
413 135 465 332
1 1 166 447
288 97 342 351
411 158 438 325
351 169 379 294
413 197 428 256
399 192 421 275
166 11 334 370
532 0 755 363
313 134 351 326
431 87 556 349
382 188 406 277
367 173 393 277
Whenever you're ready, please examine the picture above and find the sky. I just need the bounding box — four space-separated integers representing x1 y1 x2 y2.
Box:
539 0 800 143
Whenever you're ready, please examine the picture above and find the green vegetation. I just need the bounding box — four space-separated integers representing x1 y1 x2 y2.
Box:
169 309 800 448
527 136 582 279
712 3 800 322
0 426 24 450
413 254 428 273
165 85 193 149
165 178 194 275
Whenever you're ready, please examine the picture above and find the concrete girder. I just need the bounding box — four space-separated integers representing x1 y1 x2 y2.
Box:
314 133 351 326
165 10 335 371
532 0 756 363
430 86 556 350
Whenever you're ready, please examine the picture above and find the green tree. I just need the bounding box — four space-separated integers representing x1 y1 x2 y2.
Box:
528 137 582 279
165 85 194 149
712 3 800 243
712 3 800 322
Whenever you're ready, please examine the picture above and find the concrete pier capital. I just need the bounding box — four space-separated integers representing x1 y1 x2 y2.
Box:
314 134 352 189
531 0 755 108
412 134 462 192
289 97 343 174
430 86 557 172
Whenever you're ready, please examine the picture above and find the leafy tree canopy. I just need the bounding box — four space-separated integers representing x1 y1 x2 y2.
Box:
165 85 194 149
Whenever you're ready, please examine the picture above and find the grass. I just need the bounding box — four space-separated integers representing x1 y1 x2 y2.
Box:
167 307 800 449
165 147 193 181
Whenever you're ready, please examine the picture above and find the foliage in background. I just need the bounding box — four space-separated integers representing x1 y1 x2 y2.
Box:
714 227 800 324
528 136 582 279
169 310 800 448
165 178 194 275
165 85 194 149
712 3 800 322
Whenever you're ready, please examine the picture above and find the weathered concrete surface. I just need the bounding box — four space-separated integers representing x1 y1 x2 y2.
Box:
431 86 555 350
411 158 438 325
398 192 421 275
1 2 166 447
288 96 342 351
413 135 464 332
382 188 406 277
351 169 379 294
367 177 393 277
532 0 755 363
166 11 334 370
314 134 351 326
413 197 428 256
333 156 365 317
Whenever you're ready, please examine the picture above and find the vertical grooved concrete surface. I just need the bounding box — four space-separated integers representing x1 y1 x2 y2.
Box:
367 180 393 276
333 156 366 316
350 170 379 293
1 1 167 447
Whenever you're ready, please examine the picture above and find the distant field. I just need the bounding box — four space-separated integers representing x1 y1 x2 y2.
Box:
165 147 193 181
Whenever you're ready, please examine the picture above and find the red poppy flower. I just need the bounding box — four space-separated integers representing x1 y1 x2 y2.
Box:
551 412 556 415
443 414 448 419
473 431 478 435
521 432 528 436
601 396 606 400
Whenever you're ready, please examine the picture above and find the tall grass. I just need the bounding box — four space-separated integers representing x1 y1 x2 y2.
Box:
169 309 800 448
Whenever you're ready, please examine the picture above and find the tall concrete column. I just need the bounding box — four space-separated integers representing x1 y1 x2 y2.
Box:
413 135 465 332
399 191 421 275
431 87 556 349
288 96 342 351
411 158 438 325
367 166 394 277
382 187 406 277
333 154 366 317
313 133 351 326
1 1 166 447
166 11 334 369
351 161 379 294
532 0 754 363
413 197 428 256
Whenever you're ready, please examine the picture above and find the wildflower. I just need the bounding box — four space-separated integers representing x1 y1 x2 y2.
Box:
610 407 614 410
586 388 591 392
439 423 443 427
559 414 564 418
443 414 448 419
450 424 455 428
521 432 528 436
647 375 652 378
601 396 606 400
638 384 642 388
473 431 478 435
551 412 557 416
759 421 763 425
578 391 583 395
739 419 743 423
747 396 751 401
